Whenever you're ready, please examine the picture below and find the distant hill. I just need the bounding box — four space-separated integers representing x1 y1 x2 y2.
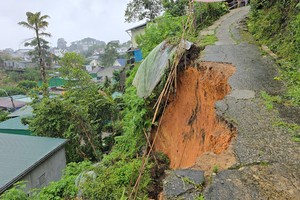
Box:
68 37 106 53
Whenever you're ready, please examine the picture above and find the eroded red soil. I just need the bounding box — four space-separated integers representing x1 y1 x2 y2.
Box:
153 61 237 170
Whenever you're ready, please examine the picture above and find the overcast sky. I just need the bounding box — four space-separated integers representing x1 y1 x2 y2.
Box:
0 0 144 50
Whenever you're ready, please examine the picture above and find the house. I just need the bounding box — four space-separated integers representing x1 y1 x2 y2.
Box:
113 59 127 67
97 66 124 82
85 65 93 72
0 133 67 194
126 22 147 48
90 59 100 67
0 117 31 135
3 60 33 70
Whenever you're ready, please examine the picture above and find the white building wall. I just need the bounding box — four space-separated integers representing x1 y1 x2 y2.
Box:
132 27 146 48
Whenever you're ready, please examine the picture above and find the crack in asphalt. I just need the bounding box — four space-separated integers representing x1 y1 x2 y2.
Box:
200 6 300 200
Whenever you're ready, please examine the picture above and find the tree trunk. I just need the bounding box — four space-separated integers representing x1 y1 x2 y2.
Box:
35 25 48 97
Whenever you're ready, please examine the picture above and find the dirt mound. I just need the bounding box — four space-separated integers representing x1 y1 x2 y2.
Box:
153 61 236 170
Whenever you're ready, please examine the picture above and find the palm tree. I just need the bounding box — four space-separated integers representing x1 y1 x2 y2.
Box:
18 12 51 95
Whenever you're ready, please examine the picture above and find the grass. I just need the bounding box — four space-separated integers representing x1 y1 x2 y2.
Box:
273 120 300 142
212 165 219 174
260 91 282 110
196 194 205 200
199 34 218 48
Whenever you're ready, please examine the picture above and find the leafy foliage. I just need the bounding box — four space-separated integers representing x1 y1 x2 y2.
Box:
29 87 116 162
29 53 117 162
125 0 163 22
162 0 189 17
136 2 227 57
32 161 92 199
248 0 300 105
78 64 153 199
6 68 40 83
17 80 38 91
101 41 120 67
59 52 85 79
0 109 8 122
194 2 228 30
136 13 191 57
1 182 28 200
0 86 26 97
260 91 282 110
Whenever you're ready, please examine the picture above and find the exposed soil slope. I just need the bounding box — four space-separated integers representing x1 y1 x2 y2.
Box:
153 61 236 170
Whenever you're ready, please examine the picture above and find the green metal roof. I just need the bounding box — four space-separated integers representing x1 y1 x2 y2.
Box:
0 133 67 193
0 117 30 135
7 106 33 118
38 77 66 88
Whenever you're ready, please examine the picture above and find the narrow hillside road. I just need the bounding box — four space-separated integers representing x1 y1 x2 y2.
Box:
201 6 300 200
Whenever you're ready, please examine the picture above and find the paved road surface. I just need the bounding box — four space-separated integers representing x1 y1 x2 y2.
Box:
201 6 300 200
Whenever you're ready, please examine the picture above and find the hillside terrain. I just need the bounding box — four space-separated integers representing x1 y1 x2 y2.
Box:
1 1 299 200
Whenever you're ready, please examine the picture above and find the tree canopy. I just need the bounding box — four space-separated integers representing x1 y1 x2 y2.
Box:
125 0 163 22
101 41 120 67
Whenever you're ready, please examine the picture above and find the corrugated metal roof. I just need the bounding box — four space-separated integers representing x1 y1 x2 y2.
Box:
17 97 33 103
0 117 28 130
97 66 123 79
11 95 27 100
0 98 26 109
7 106 33 118
0 133 67 193
125 22 147 32
115 59 127 67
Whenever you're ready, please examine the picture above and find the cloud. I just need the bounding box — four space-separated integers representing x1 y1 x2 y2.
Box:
0 0 142 50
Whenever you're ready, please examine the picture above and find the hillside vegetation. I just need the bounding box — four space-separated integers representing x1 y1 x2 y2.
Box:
1 2 228 199
248 0 300 105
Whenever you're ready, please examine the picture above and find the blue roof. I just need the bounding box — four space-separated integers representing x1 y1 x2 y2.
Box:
0 133 67 193
116 59 127 67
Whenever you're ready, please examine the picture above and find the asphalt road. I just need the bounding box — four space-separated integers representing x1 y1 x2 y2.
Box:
201 6 300 200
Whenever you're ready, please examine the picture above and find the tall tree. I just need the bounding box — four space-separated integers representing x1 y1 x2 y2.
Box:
101 41 120 67
162 0 189 16
18 12 51 95
125 0 163 22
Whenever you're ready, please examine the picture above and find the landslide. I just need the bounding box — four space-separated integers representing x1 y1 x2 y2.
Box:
153 61 237 170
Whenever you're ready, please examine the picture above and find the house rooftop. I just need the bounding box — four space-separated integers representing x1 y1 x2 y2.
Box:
0 97 26 110
7 105 33 118
0 133 67 193
0 117 30 135
115 59 127 67
125 22 147 32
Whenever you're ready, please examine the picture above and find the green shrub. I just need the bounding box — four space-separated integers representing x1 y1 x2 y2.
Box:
17 80 38 91
0 182 28 200
0 86 25 97
136 2 228 58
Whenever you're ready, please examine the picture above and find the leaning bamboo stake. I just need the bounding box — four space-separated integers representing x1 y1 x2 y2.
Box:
129 0 196 198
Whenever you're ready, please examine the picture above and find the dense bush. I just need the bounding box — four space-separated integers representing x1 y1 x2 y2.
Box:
6 68 40 83
0 86 26 97
29 87 116 162
248 0 300 105
136 2 228 57
0 110 8 122
17 80 38 91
